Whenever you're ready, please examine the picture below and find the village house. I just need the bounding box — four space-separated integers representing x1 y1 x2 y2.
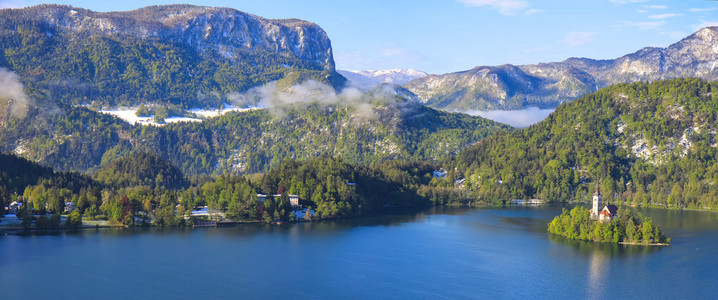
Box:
589 185 617 222
64 201 76 213
432 169 447 179
289 195 300 209
257 194 301 209
8 201 21 214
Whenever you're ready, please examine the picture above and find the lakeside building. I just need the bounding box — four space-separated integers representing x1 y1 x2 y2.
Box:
64 202 76 213
257 194 301 209
589 185 617 222
8 201 21 214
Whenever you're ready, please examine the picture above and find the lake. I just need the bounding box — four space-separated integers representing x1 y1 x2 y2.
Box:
2 205 718 299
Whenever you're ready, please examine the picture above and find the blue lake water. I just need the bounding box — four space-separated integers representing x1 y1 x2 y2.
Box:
2 205 718 299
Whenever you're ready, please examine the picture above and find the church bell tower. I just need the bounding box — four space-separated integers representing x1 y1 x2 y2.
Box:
591 183 602 221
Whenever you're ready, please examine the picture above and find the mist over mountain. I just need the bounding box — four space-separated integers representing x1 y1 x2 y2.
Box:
405 27 718 111
0 76 508 174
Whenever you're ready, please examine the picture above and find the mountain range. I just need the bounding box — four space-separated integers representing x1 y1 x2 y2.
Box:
405 27 718 111
2 4 718 213
338 69 428 89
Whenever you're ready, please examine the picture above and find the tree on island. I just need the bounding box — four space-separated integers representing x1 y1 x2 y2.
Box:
548 206 670 244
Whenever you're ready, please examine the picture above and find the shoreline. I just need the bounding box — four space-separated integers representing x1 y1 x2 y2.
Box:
619 241 670 246
569 200 718 213
1 201 711 233
0 224 126 233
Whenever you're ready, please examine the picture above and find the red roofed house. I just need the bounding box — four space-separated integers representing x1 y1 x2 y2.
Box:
598 204 618 222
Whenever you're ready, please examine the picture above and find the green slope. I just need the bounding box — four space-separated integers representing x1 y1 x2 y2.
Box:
0 4 344 108
2 95 509 175
455 78 718 209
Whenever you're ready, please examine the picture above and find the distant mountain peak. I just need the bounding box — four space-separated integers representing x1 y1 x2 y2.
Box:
694 26 718 43
339 69 428 89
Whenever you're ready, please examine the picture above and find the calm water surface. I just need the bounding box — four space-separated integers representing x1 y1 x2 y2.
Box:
2 206 718 299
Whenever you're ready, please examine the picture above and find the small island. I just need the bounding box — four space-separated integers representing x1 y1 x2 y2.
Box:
548 187 670 245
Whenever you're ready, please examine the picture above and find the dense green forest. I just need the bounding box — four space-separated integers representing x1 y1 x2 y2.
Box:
453 78 718 209
6 79 718 229
548 206 670 244
0 5 344 108
1 151 464 227
1 95 509 175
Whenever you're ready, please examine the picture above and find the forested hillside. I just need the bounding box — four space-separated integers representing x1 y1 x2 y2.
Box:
0 151 449 225
0 4 344 108
1 91 509 175
454 78 718 209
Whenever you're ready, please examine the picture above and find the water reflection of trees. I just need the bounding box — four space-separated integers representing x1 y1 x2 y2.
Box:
548 234 662 257
634 207 718 232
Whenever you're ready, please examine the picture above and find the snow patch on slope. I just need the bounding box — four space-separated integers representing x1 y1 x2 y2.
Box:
339 69 428 89
98 105 257 126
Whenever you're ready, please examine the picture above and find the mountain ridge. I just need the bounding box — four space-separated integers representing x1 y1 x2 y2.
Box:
405 27 718 111
339 69 428 89
1 86 509 175
9 4 335 69
0 4 345 108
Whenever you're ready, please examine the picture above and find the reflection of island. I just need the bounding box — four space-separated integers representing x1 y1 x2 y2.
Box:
548 234 661 256
587 249 608 300
547 234 663 300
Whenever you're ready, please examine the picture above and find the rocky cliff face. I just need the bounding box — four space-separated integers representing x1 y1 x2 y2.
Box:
14 4 336 70
405 27 718 111
0 4 342 107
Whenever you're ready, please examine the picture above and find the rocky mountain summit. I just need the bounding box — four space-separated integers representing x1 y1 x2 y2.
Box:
405 27 718 111
26 4 336 69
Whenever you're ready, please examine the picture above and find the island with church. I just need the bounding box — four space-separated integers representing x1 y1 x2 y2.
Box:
547 185 670 245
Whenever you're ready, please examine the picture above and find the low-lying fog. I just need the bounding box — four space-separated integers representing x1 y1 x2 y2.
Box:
464 107 555 128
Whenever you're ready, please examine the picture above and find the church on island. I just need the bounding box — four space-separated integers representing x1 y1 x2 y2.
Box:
589 185 618 222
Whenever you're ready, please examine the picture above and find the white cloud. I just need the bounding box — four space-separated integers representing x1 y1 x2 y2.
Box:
648 13 682 20
334 44 424 71
457 0 532 16
524 8 545 16
660 30 688 40
381 44 424 62
610 0 649 4
690 8 717 13
618 20 666 30
0 0 29 9
645 5 667 9
562 31 597 47
636 9 648 13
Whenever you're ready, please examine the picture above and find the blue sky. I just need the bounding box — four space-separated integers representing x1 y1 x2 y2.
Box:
1 0 717 74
